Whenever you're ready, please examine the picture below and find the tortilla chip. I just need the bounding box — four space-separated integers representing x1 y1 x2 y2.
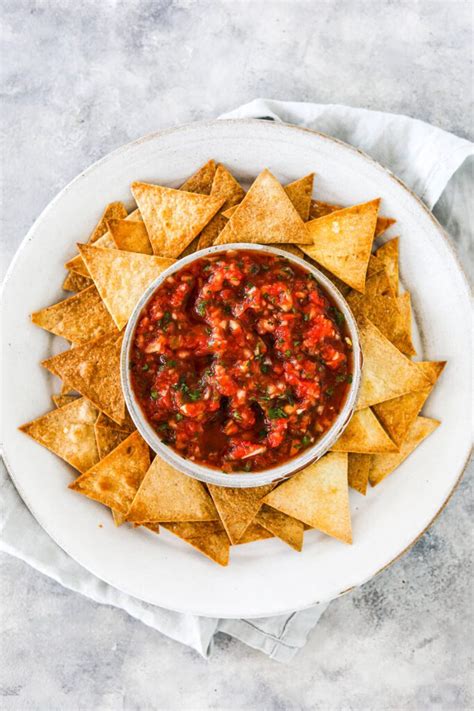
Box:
95 410 134 432
396 292 416 356
65 210 142 276
131 181 224 257
179 159 217 194
310 200 395 238
42 331 125 425
52 393 78 408
162 521 229 566
356 318 431 409
108 219 153 255
366 254 386 279
369 417 440 486
264 452 352 544
284 173 314 221
196 164 246 250
207 483 274 544
214 169 309 246
87 201 128 244
375 216 396 237
348 453 371 495
255 505 304 551
375 238 399 293
62 271 93 292
126 456 218 523
235 523 274 544
276 244 306 258
31 285 116 344
94 418 131 459
20 397 99 473
300 200 380 292
332 408 397 453
69 431 150 514
372 361 445 447
78 244 173 330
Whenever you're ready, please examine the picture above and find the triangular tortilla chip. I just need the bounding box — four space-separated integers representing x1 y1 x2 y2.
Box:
31 285 116 344
65 210 142 276
96 410 134 432
255 505 304 551
214 169 309 246
88 201 128 244
20 397 99 473
348 453 371 495
207 483 274 544
309 200 395 237
94 418 132 459
69 431 150 514
52 393 78 408
375 238 399 293
126 456 218 522
331 408 397 453
300 200 380 292
369 417 440 486
372 361 445 447
78 244 174 330
235 523 274 544
284 173 314 221
356 318 431 409
197 164 246 250
131 181 224 257
366 254 386 279
179 159 216 194
108 219 153 255
396 292 416 356
264 452 352 543
162 521 229 566
42 331 125 425
62 271 93 292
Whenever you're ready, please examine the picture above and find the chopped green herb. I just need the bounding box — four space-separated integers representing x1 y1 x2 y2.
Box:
160 311 172 329
303 313 310 322
285 349 292 357
301 434 312 448
175 413 183 421
268 406 288 420
141 363 149 371
260 363 270 374
346 373 353 384
232 410 242 421
243 462 252 472
336 373 346 383
150 390 158 400
325 387 334 397
196 301 207 317
250 263 260 275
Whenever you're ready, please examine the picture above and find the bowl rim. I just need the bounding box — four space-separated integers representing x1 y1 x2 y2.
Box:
121 242 362 488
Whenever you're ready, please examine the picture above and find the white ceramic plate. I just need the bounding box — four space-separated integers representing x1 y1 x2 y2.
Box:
1 120 471 619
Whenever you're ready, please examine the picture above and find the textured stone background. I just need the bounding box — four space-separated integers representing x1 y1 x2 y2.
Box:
1 1 472 709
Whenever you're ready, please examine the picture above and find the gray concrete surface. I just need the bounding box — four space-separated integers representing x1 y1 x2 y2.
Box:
1 1 472 709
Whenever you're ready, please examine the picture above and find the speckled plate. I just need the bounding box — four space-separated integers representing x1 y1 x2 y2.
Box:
1 120 471 619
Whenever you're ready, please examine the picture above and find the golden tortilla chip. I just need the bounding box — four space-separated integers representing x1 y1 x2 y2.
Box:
300 200 380 292
52 393 78 408
108 219 153 255
366 254 386 279
235 523 274 544
96 410 134 432
375 216 396 237
375 238 399 293
20 397 99 473
207 483 274 544
284 173 314 221
197 164 246 250
88 201 128 244
255 505 304 551
372 361 445 447
126 456 218 523
31 285 116 344
369 417 440 486
356 318 431 409
69 431 150 514
179 159 217 194
264 452 352 544
348 453 371 495
332 408 397 453
42 331 125 425
131 181 224 257
62 271 93 292
162 521 229 566
396 292 416 356
94 417 131 459
309 200 395 238
214 169 309 246
79 244 174 330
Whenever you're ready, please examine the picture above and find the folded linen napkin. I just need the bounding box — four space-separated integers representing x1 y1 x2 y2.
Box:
1 99 472 662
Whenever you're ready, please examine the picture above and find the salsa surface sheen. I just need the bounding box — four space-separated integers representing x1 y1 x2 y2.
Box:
130 249 353 473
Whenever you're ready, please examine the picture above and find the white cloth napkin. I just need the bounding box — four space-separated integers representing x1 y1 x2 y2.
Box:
1 100 472 663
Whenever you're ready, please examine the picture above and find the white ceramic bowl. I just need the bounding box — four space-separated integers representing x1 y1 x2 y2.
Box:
121 243 362 488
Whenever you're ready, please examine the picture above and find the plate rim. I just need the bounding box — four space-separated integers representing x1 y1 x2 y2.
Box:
1 118 471 618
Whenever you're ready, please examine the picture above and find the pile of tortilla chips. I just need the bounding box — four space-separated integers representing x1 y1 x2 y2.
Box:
21 161 445 565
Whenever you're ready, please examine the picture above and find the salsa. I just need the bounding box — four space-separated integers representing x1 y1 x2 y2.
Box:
130 250 353 472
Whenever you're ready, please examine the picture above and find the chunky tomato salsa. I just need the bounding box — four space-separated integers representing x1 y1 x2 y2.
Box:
130 250 353 472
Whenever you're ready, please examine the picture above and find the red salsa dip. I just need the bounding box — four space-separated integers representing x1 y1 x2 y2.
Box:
130 250 353 472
